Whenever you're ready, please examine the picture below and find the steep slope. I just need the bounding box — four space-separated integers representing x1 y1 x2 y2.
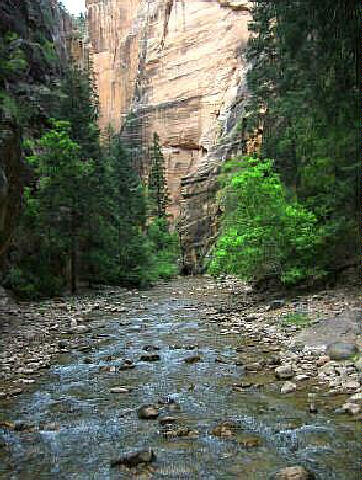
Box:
86 0 255 269
0 1 76 262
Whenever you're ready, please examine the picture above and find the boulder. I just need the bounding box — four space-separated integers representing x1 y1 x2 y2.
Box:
326 342 358 361
342 402 361 415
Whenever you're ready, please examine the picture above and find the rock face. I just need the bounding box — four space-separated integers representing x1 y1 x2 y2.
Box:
0 0 75 262
86 0 257 269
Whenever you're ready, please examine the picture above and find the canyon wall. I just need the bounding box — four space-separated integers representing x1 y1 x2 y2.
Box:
86 0 257 270
0 0 74 261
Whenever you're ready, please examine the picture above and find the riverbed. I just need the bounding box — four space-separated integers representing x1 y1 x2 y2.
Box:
0 277 360 479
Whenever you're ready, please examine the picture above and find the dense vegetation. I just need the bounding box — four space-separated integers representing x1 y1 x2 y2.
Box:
209 0 359 286
4 66 178 298
1 0 358 296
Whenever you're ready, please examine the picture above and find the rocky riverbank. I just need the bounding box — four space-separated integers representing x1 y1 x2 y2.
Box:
1 277 360 416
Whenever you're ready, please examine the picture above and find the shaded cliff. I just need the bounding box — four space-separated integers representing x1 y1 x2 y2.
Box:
0 1 75 261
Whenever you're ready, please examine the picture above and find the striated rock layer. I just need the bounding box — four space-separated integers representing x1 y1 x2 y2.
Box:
86 0 256 270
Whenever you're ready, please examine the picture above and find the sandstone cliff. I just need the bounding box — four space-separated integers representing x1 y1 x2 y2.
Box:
86 0 257 271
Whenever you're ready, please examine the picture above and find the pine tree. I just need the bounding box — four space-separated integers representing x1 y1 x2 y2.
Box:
148 132 169 220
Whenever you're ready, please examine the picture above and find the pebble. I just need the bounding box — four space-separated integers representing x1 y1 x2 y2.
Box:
275 365 294 380
110 387 130 394
281 381 297 394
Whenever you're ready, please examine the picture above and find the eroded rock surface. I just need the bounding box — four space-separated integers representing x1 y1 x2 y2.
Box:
85 0 257 268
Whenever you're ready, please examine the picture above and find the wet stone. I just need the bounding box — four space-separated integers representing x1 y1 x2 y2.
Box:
158 416 177 425
211 421 238 438
137 405 159 419
184 355 201 364
162 426 199 439
327 342 358 361
119 360 135 370
274 466 315 479
238 435 262 448
110 386 130 394
111 448 156 468
143 345 160 351
140 353 160 362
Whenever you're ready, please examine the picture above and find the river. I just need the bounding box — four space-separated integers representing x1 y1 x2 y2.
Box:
0 277 360 479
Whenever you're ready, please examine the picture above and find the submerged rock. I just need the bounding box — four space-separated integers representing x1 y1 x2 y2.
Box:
238 435 261 448
161 426 199 439
184 355 201 364
119 360 135 370
140 353 160 362
327 343 358 361
137 405 159 419
111 447 156 467
211 421 238 437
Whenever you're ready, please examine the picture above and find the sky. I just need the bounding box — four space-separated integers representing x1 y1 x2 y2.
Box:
60 0 85 16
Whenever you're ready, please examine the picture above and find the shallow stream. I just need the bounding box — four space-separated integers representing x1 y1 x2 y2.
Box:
0 278 360 478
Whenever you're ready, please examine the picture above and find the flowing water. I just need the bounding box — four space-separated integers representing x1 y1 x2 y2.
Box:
0 278 360 479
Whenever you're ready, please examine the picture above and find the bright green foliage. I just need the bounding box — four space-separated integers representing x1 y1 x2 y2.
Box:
0 33 28 79
246 1 359 274
208 157 326 285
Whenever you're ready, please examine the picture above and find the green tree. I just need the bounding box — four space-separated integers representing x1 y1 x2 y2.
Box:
93 131 152 287
148 132 169 219
208 157 326 286
8 121 93 297
246 0 359 275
